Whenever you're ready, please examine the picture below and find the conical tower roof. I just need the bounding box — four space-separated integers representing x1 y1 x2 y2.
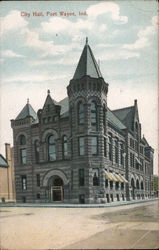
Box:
15 99 38 121
73 38 103 80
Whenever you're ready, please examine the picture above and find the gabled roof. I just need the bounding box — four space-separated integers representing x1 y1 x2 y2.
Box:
141 136 149 147
73 38 103 80
0 154 8 168
107 108 126 131
112 106 135 131
43 90 55 109
15 100 38 122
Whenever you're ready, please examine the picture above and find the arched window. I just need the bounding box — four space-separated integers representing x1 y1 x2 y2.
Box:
19 135 27 165
63 135 68 159
141 181 144 190
20 135 26 145
48 135 56 161
136 179 139 190
78 102 84 124
90 101 97 125
35 140 40 163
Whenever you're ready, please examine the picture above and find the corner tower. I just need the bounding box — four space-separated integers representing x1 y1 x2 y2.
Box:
67 38 109 203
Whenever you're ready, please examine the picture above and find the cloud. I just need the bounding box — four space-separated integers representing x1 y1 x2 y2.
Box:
40 2 126 38
2 73 68 83
87 2 128 24
41 16 93 37
21 28 73 57
123 16 157 50
1 10 28 35
97 48 140 61
2 50 24 58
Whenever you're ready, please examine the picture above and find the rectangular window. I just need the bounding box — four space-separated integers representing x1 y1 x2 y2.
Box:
79 137 85 156
108 136 112 161
130 152 134 168
115 182 119 190
49 145 56 161
121 182 124 190
140 146 143 154
20 148 26 164
21 175 27 190
115 140 118 163
132 154 135 168
104 137 107 157
79 169 84 186
140 158 143 171
120 143 124 165
37 174 40 187
110 181 113 189
91 137 98 155
105 179 108 188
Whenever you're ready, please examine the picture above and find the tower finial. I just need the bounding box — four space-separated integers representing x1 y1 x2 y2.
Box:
47 89 50 95
86 37 88 45
27 98 29 104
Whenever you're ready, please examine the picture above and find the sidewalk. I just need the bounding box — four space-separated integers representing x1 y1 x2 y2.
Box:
0 197 158 208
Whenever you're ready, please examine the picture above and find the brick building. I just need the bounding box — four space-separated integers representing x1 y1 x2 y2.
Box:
0 144 15 202
11 39 154 203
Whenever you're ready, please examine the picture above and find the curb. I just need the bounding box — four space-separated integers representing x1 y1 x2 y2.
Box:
0 198 158 208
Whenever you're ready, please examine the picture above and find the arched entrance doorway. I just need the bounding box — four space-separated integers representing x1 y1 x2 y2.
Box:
48 176 63 202
42 169 69 203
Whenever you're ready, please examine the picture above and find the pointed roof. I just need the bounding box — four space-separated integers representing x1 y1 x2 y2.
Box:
43 90 55 109
112 106 135 131
0 154 8 168
15 99 38 122
73 38 103 80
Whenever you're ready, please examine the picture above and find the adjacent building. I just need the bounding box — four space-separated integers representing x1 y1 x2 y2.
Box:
0 144 15 202
11 39 154 203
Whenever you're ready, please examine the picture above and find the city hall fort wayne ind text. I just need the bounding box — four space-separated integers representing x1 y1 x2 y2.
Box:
11 39 154 204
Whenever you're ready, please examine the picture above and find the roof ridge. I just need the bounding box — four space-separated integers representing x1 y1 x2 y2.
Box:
112 105 134 112
88 45 101 78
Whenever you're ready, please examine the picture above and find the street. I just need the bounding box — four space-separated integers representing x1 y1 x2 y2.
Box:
0 200 159 249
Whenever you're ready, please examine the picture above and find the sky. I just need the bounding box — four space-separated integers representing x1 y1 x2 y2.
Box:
0 1 158 174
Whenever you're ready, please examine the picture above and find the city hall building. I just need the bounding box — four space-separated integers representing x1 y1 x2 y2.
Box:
11 39 154 203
